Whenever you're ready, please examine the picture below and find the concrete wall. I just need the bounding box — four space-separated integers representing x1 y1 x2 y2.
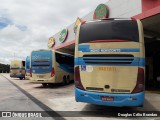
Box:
50 0 142 50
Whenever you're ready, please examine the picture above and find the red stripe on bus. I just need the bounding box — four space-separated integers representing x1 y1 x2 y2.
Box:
88 40 128 43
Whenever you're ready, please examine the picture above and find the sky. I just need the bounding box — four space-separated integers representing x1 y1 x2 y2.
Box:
0 0 108 64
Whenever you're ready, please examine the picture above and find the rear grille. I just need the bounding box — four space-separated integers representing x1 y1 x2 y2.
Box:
83 54 134 64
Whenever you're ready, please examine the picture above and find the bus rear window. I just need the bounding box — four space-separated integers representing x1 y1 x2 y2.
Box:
79 20 139 43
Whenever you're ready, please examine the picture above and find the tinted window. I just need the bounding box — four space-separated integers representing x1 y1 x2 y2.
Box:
55 53 74 66
79 20 139 43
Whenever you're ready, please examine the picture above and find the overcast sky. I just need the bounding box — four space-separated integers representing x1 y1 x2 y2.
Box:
0 0 108 64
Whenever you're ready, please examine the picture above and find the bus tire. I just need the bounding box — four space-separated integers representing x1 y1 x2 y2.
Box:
20 77 23 80
62 76 66 85
42 83 47 87
66 75 70 85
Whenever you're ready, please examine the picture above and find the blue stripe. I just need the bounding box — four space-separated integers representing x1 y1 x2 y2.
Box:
78 45 140 52
59 64 74 73
84 60 133 62
78 45 90 52
75 57 145 67
83 57 134 59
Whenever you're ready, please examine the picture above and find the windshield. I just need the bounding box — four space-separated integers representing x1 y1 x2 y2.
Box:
79 20 139 43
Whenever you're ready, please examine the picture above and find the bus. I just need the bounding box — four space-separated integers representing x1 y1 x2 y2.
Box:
74 19 145 107
25 56 30 80
30 49 74 86
10 60 25 80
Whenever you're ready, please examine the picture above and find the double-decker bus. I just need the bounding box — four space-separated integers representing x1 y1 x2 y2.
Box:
74 19 145 107
10 60 25 80
30 49 74 86
25 56 30 80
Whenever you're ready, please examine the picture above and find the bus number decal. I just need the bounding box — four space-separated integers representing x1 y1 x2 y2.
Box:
98 67 117 72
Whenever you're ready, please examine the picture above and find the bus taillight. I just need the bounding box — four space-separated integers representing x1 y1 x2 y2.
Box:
132 67 144 93
74 66 84 90
30 68 32 77
51 67 55 77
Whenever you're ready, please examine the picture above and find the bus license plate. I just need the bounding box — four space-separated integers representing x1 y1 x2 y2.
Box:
37 75 44 78
101 96 114 101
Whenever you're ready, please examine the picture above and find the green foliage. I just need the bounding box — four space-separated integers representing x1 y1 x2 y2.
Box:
0 63 10 73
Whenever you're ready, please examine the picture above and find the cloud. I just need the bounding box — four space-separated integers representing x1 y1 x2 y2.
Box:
0 0 108 64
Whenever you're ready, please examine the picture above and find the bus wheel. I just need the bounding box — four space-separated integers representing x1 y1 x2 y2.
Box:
62 76 66 85
66 75 70 85
42 83 47 87
20 77 23 80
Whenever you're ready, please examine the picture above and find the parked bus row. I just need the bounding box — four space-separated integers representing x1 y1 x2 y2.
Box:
10 50 74 86
10 19 145 107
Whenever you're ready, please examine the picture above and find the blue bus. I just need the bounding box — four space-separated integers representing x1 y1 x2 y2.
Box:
25 56 30 80
30 49 74 86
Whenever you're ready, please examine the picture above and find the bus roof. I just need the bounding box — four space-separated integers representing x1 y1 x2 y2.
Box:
55 50 74 57
31 49 52 52
11 60 25 62
31 49 73 57
85 18 133 24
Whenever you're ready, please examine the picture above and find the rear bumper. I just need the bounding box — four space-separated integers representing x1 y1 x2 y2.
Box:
10 74 25 78
30 77 55 84
25 75 30 80
75 88 144 107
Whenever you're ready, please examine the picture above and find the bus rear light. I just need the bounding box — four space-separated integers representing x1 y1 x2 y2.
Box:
74 66 84 90
51 67 55 77
30 68 32 77
131 67 144 93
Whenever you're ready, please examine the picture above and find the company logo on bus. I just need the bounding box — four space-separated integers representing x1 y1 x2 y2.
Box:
59 28 68 43
32 56 50 60
93 4 109 20
48 37 55 48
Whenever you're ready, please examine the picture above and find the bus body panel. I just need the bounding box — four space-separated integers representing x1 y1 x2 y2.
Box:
10 60 25 79
76 42 144 93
